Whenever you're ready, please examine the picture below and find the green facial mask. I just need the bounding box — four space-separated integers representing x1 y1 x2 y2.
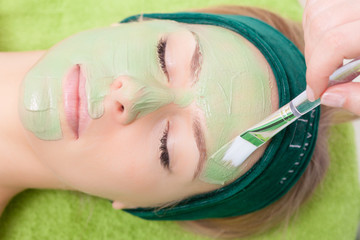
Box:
19 20 194 140
19 20 272 185
185 24 273 184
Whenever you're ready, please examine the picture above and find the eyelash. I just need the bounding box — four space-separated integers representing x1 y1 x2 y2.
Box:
157 38 169 78
159 121 170 170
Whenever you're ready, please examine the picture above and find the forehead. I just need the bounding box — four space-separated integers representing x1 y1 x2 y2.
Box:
182 24 274 184
115 20 275 184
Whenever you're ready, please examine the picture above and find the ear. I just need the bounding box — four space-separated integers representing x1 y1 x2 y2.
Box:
111 200 126 210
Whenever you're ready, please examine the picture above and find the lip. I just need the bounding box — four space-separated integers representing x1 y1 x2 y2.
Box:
63 64 90 139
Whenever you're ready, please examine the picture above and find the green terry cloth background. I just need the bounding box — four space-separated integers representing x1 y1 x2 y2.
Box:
0 0 359 239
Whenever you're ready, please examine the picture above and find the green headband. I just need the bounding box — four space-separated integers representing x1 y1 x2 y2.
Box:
120 12 321 220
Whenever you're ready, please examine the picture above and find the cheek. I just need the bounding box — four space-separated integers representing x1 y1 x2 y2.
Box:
74 133 165 201
26 113 164 199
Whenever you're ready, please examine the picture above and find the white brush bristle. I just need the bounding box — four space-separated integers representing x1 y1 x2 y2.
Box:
223 137 258 167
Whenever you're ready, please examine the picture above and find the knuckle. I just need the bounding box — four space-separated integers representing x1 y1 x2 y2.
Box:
304 47 311 61
307 63 328 87
304 5 318 26
339 85 360 115
309 14 328 35
350 102 360 116
355 107 360 116
350 89 360 115
324 30 344 52
306 70 320 88
307 0 319 5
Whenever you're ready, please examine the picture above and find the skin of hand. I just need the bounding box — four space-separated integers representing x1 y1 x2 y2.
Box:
303 0 360 115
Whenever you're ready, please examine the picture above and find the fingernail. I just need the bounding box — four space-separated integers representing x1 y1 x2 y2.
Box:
306 86 316 102
321 92 345 108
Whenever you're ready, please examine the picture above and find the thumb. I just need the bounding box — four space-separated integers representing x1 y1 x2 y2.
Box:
321 82 360 115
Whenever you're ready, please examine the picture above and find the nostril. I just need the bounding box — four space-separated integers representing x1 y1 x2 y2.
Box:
116 102 124 112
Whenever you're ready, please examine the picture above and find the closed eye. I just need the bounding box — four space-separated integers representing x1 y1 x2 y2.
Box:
159 121 170 171
157 37 169 80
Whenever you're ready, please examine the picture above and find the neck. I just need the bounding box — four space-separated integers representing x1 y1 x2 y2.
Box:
0 51 71 204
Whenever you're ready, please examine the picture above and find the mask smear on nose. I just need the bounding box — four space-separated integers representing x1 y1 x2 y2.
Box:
86 75 114 119
118 77 195 124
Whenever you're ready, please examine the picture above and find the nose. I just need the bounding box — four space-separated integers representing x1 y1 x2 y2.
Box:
109 76 134 125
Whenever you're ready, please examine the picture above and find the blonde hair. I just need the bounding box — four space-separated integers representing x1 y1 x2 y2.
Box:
176 5 356 239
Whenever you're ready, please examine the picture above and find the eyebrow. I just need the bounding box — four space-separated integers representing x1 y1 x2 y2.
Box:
192 115 207 180
187 31 206 179
189 31 202 86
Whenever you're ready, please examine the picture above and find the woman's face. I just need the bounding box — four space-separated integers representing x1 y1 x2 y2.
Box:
19 20 276 208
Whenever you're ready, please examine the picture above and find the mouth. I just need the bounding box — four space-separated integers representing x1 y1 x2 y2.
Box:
63 64 90 139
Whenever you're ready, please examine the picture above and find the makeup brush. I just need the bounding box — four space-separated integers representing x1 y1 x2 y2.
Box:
216 57 360 167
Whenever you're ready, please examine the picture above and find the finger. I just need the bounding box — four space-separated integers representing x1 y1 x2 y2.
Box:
303 0 341 29
303 0 340 61
304 0 360 61
304 0 321 9
303 0 349 59
321 82 360 115
306 20 360 101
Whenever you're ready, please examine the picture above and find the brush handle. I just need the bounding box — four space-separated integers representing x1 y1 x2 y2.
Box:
240 57 360 147
329 57 360 86
292 57 360 116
